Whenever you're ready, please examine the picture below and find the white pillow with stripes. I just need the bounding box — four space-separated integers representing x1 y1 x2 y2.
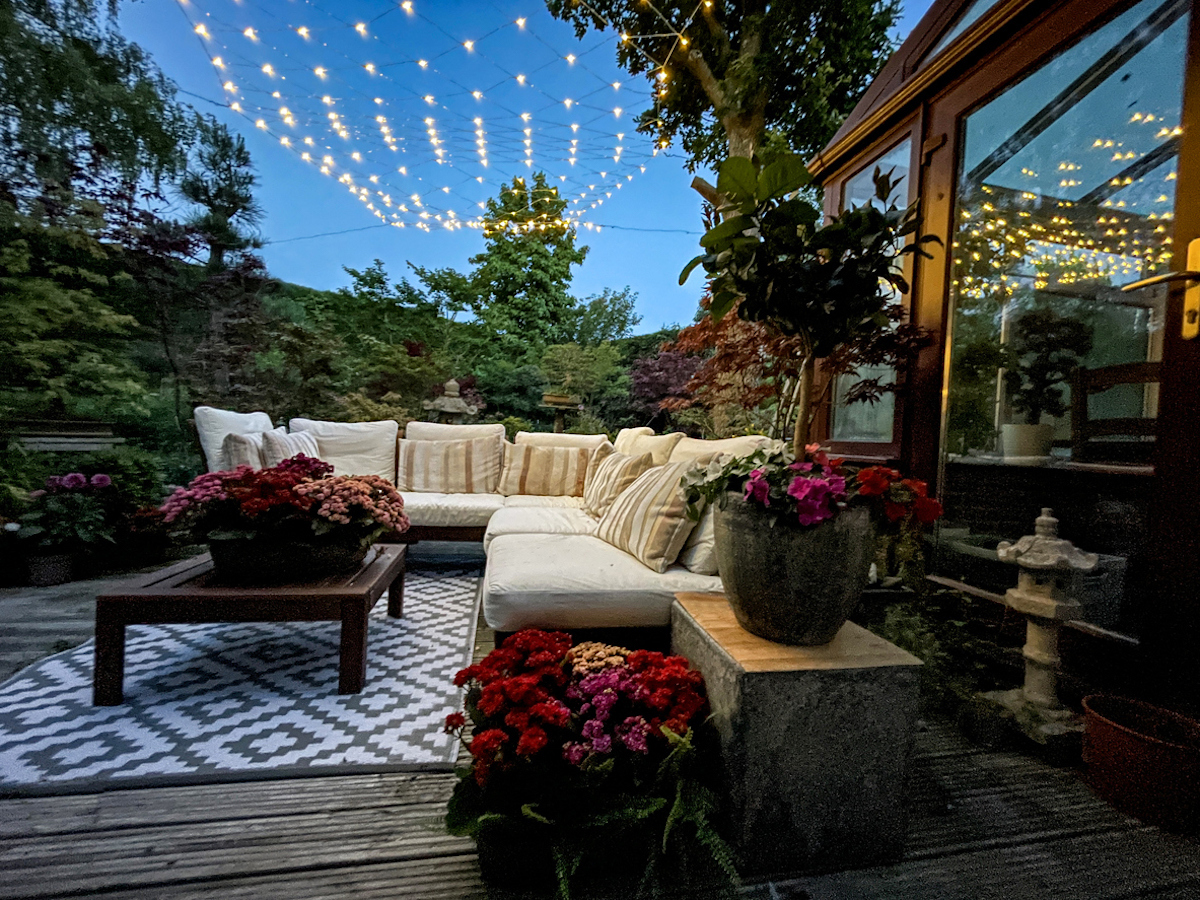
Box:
261 430 321 469
497 442 593 497
583 445 655 519
396 437 502 493
595 462 701 573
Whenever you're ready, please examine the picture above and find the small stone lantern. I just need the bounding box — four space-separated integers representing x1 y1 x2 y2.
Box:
422 379 477 424
985 509 1097 745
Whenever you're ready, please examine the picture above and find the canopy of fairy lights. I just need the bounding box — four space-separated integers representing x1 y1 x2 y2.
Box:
177 0 702 235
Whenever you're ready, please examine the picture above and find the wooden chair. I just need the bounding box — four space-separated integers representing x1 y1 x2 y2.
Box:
1070 362 1161 463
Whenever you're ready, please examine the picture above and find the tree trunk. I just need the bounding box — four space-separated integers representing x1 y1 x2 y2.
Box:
792 354 816 457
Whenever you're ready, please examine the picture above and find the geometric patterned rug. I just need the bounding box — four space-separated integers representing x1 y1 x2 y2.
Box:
0 567 479 792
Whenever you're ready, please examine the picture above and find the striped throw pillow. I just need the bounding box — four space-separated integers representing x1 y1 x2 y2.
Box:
396 437 501 493
261 430 321 469
497 442 593 497
583 446 655 519
595 462 701 573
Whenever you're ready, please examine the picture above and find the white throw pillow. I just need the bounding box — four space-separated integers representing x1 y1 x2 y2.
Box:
220 433 266 470
194 406 275 472
405 422 506 441
261 430 322 469
668 434 772 464
288 418 399 480
497 442 593 497
595 462 700 573
515 431 610 450
677 505 718 575
396 437 502 493
582 445 654 519
612 430 683 466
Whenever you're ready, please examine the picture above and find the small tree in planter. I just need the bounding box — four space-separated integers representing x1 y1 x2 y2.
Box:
680 155 937 454
1003 306 1094 426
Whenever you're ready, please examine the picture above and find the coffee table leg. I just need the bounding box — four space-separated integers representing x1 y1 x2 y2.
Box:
387 567 405 618
93 613 126 706
339 599 369 694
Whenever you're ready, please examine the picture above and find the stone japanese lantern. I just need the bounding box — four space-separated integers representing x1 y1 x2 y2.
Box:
986 508 1098 747
422 378 477 424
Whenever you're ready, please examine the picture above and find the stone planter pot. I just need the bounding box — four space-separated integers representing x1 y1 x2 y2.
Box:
27 552 74 587
208 533 370 585
541 392 578 407
713 494 875 645
1000 422 1055 459
1082 694 1200 833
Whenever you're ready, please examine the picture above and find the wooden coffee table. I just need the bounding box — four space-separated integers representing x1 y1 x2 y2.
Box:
93 544 407 705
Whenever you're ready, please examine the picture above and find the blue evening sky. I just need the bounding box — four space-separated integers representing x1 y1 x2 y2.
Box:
121 0 936 333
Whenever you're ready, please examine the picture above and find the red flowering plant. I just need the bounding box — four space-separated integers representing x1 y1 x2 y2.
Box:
160 455 409 547
443 630 737 898
682 444 943 587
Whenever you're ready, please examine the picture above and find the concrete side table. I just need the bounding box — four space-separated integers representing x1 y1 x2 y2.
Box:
671 593 923 877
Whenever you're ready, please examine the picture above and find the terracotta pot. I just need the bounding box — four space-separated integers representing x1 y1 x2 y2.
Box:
713 494 875 645
207 533 370 585
1082 694 1200 833
27 553 74 587
1000 422 1055 459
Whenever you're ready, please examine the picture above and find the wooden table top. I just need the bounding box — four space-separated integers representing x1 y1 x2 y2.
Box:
674 592 923 674
97 545 407 603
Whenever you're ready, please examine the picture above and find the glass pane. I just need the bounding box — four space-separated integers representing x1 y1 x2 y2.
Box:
937 0 1187 636
927 0 1005 60
830 139 912 443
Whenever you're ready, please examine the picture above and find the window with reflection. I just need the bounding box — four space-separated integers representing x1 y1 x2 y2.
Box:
829 138 912 444
936 0 1187 634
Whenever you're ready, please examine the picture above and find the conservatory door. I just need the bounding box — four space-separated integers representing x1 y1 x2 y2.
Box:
921 0 1200 661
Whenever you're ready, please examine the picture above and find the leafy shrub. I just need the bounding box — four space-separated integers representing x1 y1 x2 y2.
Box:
566 412 611 439
490 416 532 441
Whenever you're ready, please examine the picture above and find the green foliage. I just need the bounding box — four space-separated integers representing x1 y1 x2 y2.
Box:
475 361 550 426
179 116 262 269
547 0 899 169
571 288 642 345
18 485 115 551
540 343 621 403
491 415 532 441
0 0 190 186
338 391 411 427
566 411 611 439
1002 306 1094 423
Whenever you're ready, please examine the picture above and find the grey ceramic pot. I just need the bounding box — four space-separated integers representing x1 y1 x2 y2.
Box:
712 493 875 645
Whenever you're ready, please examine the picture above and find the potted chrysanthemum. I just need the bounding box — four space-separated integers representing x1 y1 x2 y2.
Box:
443 630 738 899
18 472 117 585
160 455 409 583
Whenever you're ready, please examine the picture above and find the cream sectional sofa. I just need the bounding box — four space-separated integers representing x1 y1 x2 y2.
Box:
193 407 771 634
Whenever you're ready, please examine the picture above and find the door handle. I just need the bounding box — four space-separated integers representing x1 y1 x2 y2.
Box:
1120 237 1200 339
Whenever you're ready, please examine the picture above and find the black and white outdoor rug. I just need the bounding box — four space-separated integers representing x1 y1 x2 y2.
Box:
0 567 480 791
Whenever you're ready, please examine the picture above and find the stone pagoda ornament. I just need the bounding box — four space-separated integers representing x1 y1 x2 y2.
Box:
422 379 477 425
985 509 1098 750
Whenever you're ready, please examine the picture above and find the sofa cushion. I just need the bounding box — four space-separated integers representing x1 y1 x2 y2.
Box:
668 434 772 464
498 442 592 497
194 406 275 472
288 418 399 480
261 430 321 469
483 507 598 552
516 431 610 450
595 462 699 574
405 422 506 441
502 495 587 509
583 447 654 519
612 429 682 466
482 533 723 631
400 492 506 528
220 431 277 471
396 436 501 493
677 505 718 576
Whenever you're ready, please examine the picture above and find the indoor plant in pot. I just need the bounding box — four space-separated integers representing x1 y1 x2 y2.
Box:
678 155 941 641
684 445 943 644
18 472 117 586
444 630 738 899
160 454 409 583
1000 306 1093 459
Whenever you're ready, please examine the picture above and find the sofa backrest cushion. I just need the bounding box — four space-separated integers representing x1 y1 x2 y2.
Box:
262 430 321 469
515 431 610 450
396 437 502 493
194 406 275 472
677 505 718 575
583 445 654 519
498 442 592 497
668 434 772 464
405 422 506 441
595 462 700 574
288 418 399 480
612 429 683 466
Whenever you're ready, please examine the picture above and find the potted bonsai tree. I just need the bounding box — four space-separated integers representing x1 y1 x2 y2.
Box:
678 154 941 644
1001 306 1094 459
